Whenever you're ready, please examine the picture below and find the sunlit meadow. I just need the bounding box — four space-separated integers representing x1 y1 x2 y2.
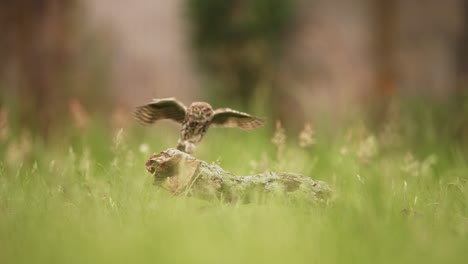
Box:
0 104 467 264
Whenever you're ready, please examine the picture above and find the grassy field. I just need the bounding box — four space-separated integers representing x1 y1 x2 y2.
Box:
0 112 467 264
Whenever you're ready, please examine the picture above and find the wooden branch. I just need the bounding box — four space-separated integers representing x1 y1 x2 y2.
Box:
146 148 333 203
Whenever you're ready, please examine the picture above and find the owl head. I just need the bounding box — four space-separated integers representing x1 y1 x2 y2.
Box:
187 102 214 122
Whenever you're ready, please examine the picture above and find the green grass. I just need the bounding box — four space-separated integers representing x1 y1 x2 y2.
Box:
0 118 467 264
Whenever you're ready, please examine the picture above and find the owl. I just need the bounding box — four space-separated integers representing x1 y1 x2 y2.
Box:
134 98 265 153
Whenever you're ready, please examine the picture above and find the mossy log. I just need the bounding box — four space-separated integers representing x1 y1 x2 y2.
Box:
146 148 333 203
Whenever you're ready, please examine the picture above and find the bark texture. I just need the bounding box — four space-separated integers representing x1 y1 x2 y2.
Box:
146 148 333 203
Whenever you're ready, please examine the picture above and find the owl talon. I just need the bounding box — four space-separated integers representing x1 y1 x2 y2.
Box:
177 140 196 154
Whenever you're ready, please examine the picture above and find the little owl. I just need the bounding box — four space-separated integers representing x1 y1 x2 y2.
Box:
134 98 265 153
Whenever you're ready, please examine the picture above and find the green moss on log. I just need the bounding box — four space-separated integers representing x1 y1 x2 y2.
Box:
146 148 333 203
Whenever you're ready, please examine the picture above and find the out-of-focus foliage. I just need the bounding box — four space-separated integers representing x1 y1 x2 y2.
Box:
186 0 293 103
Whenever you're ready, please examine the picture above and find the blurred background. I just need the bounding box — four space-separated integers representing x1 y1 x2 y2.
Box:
0 0 467 144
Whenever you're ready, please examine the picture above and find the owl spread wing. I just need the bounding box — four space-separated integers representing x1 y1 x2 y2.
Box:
212 108 265 130
134 98 187 125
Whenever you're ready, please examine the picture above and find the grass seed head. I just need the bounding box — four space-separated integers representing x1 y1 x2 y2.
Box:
298 122 316 148
0 107 9 142
272 120 286 159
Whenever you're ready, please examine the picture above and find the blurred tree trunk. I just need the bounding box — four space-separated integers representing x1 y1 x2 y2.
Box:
276 0 375 130
370 0 397 125
455 0 468 143
0 0 77 139
397 0 462 98
457 0 468 90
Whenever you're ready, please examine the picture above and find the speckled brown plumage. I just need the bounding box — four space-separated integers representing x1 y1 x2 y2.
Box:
134 98 265 153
